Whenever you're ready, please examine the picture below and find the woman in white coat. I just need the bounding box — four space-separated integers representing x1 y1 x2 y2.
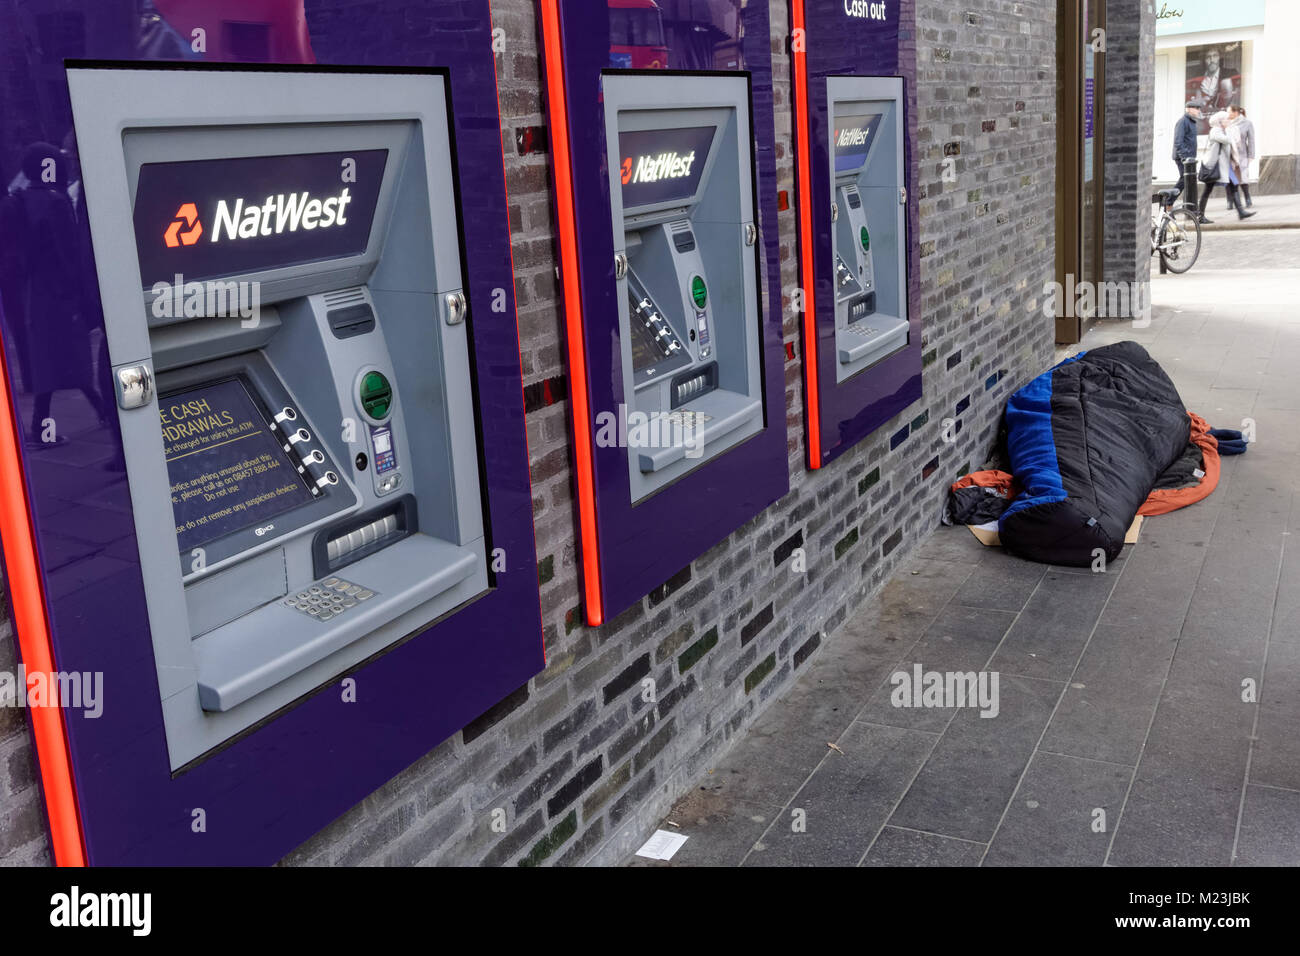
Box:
1198 110 1255 222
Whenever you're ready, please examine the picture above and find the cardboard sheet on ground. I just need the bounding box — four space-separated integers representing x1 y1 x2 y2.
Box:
967 515 1142 547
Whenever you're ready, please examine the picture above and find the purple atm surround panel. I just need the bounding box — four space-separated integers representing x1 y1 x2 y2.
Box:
540 0 790 624
0 1 543 865
796 1 922 467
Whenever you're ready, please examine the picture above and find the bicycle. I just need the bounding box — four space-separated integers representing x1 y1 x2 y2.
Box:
1150 187 1202 274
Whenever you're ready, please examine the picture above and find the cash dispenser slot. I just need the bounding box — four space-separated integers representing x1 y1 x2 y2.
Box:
829 81 910 382
605 74 766 500
313 495 417 575
670 362 717 408
71 66 492 766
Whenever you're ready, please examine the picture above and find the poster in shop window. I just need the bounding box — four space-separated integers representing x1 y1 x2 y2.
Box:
1185 41 1243 134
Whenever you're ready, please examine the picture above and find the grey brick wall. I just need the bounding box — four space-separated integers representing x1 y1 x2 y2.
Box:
1 0 1066 868
1104 0 1155 292
0 611 50 865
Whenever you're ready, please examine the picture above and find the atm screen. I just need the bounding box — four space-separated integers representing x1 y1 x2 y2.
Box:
617 126 716 210
833 113 883 174
629 301 674 373
133 149 388 288
162 378 314 553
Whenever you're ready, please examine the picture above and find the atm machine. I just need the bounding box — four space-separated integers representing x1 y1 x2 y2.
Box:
67 65 498 771
790 58 919 469
604 74 765 501
537 1 788 627
827 76 909 382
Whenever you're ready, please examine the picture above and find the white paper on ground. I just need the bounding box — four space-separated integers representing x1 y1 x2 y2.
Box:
635 829 688 861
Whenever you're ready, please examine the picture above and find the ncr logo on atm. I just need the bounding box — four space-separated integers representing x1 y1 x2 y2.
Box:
164 189 355 247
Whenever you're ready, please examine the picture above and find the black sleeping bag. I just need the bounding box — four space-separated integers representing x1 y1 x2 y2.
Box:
998 341 1191 566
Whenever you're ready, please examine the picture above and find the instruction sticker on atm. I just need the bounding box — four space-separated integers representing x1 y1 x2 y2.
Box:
618 126 716 209
162 379 314 553
133 149 388 288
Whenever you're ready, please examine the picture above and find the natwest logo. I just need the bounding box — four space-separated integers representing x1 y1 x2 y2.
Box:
836 127 870 148
164 203 203 247
626 150 697 185
201 188 354 244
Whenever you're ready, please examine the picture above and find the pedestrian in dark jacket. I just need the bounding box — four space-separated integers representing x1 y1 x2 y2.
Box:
1172 101 1201 206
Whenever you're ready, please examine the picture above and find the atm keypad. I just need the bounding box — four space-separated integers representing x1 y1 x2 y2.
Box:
845 321 884 340
282 577 377 622
662 409 712 428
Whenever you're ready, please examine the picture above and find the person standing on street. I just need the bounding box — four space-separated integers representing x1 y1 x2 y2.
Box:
1173 101 1201 208
1198 110 1256 222
1229 105 1256 209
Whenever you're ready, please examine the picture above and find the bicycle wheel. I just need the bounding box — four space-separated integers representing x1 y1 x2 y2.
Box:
1158 208 1202 274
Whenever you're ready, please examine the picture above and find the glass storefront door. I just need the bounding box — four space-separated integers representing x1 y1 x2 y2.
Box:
1055 0 1106 344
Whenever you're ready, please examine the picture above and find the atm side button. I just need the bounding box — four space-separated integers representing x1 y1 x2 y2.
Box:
356 589 374 601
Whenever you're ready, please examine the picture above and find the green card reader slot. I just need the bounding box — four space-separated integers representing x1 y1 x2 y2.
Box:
360 370 393 421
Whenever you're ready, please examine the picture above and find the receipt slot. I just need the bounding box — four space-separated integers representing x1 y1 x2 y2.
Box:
828 77 909 381
605 74 765 500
